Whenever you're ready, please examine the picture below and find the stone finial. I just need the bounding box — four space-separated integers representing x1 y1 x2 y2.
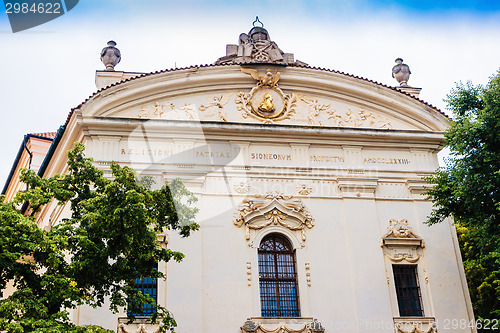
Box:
392 58 411 86
215 17 307 66
100 41 121 71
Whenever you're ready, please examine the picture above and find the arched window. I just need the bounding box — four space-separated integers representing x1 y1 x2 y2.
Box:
258 234 300 317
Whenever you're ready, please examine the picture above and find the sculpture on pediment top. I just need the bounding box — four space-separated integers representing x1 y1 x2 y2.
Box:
392 58 411 86
215 17 307 66
383 219 419 239
100 40 121 71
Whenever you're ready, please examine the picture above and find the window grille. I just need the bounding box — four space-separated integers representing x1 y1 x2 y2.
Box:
393 265 423 316
129 277 157 316
258 234 300 317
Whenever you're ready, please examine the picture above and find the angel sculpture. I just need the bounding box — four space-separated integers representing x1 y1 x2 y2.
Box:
240 68 280 87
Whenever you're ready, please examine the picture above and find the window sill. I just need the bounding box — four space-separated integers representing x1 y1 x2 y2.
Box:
241 317 324 333
394 317 437 333
117 317 162 333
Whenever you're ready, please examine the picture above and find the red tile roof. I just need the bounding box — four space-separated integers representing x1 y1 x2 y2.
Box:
30 132 57 139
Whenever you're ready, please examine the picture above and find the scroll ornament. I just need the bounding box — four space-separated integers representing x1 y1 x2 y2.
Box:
383 219 420 239
233 193 314 242
386 252 421 263
381 219 424 263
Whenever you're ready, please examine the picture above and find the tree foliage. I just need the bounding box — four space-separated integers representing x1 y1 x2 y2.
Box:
0 143 199 332
426 71 500 320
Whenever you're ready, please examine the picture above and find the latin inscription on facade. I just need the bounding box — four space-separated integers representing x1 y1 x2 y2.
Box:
363 157 410 165
116 145 414 168
196 151 231 159
310 155 345 163
121 149 174 156
251 153 291 161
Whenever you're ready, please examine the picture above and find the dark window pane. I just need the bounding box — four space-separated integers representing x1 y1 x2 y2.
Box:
393 265 423 316
258 234 300 317
128 277 157 317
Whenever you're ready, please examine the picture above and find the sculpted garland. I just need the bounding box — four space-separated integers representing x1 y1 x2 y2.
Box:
241 319 325 333
133 68 394 129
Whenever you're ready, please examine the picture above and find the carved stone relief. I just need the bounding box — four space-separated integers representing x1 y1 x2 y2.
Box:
297 184 312 195
383 219 420 239
234 182 251 194
393 318 437 333
381 219 424 263
236 68 297 124
203 177 339 198
117 319 163 333
198 93 233 121
128 89 397 129
246 261 252 286
136 101 199 121
214 18 306 66
305 263 312 287
241 318 325 333
233 193 314 244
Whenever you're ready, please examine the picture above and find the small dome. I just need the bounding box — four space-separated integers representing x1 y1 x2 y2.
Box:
248 26 270 41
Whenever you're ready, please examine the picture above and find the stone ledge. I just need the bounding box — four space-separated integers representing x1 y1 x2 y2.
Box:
394 317 437 333
241 317 324 333
117 317 162 333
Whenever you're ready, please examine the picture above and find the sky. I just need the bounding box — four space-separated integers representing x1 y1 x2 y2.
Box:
1 0 500 188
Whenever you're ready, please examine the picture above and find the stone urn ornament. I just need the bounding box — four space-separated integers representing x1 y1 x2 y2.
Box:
392 58 411 86
100 41 121 71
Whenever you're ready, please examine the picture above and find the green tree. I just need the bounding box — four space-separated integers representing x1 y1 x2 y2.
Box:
426 71 500 321
0 143 199 332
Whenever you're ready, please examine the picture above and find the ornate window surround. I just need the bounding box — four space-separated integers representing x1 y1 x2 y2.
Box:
233 193 314 249
380 219 435 327
234 193 315 322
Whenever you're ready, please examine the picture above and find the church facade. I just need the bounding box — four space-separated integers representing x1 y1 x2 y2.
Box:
4 22 475 333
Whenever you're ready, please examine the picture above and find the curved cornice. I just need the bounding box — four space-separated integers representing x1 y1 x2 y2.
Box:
74 64 449 132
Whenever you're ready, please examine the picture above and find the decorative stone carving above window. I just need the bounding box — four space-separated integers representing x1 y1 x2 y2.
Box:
233 193 314 245
381 219 424 263
234 181 251 194
241 317 325 333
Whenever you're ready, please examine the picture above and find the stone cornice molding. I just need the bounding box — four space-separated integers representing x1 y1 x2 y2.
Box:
78 117 445 149
337 177 378 195
406 179 432 196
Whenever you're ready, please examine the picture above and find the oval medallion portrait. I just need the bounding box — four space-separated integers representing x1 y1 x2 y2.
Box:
250 86 285 119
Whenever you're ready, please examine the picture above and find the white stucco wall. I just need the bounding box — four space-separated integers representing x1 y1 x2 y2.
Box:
36 65 473 333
